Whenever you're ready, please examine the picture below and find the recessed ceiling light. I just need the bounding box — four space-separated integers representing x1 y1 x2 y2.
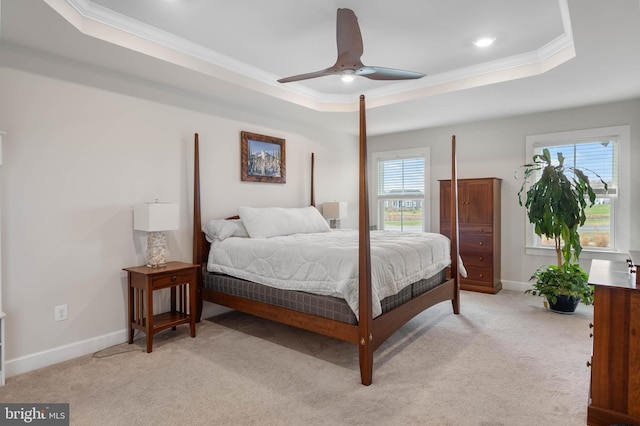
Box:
473 37 496 48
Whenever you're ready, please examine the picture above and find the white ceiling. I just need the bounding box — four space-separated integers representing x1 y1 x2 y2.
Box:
1 0 640 136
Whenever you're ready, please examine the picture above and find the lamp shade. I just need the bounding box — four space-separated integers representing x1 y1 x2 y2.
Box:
134 202 179 232
322 202 347 219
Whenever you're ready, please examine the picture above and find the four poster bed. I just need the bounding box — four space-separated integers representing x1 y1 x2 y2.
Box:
192 95 461 385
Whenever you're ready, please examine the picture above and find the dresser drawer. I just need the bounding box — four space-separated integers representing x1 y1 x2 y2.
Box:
462 265 493 284
152 270 196 290
460 224 493 234
461 251 493 267
440 224 492 237
460 233 493 252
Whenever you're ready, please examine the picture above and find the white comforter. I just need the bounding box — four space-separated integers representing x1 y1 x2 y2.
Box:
207 229 456 319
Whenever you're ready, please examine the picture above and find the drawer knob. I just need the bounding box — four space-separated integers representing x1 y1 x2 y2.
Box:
478 241 484 246
479 256 484 261
171 275 177 282
479 273 484 278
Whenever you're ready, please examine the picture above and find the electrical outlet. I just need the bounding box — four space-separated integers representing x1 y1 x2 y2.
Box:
55 304 68 322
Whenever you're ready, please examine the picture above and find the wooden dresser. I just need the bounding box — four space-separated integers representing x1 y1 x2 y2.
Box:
439 178 501 294
587 251 640 426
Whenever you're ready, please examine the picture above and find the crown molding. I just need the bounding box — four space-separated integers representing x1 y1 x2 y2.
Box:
41 0 574 112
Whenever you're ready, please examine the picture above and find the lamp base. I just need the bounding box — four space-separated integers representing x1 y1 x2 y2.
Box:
146 231 169 267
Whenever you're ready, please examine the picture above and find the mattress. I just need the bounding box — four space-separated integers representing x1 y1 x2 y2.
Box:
202 269 448 325
206 229 454 318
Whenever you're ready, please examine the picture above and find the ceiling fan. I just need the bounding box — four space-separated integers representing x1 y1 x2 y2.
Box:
277 8 426 83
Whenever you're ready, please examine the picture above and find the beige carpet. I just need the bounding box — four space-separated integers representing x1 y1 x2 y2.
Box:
0 290 593 425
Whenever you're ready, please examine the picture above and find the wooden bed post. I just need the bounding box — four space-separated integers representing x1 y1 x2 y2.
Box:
310 152 315 207
193 133 203 321
357 95 374 386
190 111 460 386
450 135 460 314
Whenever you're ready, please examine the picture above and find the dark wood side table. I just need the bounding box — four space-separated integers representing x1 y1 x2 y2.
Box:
123 261 199 352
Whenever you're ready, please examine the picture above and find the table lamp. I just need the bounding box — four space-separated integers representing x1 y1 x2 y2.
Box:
322 201 347 229
134 201 179 267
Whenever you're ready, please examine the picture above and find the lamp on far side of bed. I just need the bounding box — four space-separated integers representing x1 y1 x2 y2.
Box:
322 201 347 229
134 201 179 267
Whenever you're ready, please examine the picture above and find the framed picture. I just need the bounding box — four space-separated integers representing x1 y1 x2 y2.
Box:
241 131 286 183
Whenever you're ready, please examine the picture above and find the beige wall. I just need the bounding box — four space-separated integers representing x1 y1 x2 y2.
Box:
369 98 640 288
0 66 358 376
1 52 638 379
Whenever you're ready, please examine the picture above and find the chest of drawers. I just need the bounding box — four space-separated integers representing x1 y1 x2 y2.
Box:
440 178 501 294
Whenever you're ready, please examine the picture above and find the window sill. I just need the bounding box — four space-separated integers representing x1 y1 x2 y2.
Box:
525 246 629 261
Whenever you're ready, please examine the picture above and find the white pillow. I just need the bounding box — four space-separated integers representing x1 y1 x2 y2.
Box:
203 219 249 242
238 206 330 238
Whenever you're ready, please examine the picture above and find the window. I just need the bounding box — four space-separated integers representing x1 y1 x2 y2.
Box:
372 148 429 232
525 126 630 257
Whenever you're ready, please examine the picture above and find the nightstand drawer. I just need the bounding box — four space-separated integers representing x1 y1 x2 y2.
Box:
152 270 195 290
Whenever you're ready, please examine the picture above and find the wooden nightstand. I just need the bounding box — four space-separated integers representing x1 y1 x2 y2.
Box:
123 261 199 352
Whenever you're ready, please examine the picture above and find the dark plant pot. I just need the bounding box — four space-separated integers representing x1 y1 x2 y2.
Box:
548 295 579 314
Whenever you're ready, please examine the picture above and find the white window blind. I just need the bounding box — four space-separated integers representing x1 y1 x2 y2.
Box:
377 157 424 198
525 125 629 255
373 148 429 233
533 138 618 195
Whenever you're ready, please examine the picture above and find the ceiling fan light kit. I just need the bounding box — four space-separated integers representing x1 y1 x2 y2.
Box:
341 70 355 83
278 8 426 84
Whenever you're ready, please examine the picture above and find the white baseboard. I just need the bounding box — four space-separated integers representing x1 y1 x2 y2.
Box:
5 329 127 379
501 280 533 293
5 302 231 379
5 289 533 379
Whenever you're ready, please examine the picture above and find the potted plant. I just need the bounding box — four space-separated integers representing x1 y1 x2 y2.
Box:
517 148 606 312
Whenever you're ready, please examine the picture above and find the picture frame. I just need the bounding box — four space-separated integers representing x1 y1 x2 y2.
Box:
241 131 286 183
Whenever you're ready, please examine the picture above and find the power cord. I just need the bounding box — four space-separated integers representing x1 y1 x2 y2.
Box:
92 331 144 358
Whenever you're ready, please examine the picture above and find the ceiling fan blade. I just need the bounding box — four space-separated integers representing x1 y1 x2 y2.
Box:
277 68 335 83
336 8 363 65
277 8 426 84
356 66 426 80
